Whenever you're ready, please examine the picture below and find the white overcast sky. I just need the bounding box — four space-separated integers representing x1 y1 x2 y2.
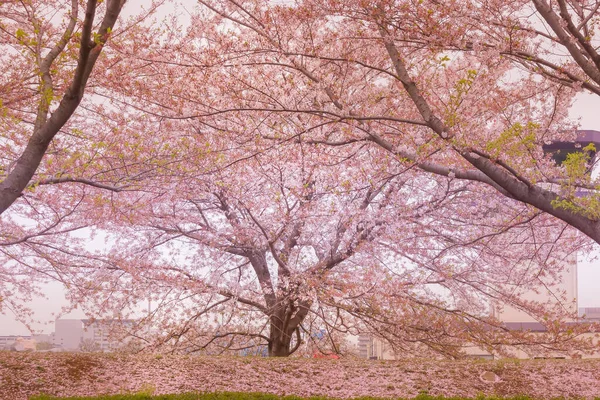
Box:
1 2 599 335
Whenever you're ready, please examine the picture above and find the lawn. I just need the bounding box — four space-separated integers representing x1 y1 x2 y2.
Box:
28 393 559 400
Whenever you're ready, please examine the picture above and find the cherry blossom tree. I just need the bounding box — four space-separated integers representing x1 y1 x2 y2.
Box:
40 0 592 357
55 127 590 358
488 1 600 100
2 0 599 358
0 0 132 214
81 143 412 357
125 0 600 245
0 0 174 327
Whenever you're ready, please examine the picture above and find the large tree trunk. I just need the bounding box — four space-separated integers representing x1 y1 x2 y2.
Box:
268 335 293 357
267 301 309 357
268 317 295 357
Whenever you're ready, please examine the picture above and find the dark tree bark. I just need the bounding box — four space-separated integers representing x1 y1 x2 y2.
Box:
376 20 600 245
268 310 303 357
0 0 126 215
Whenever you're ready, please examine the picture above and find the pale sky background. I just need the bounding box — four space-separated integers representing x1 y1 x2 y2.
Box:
1 3 600 336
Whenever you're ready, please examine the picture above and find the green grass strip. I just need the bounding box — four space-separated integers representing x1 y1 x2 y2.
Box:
28 392 594 400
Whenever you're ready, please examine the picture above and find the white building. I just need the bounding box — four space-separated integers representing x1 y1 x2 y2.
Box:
81 319 134 352
0 335 30 350
494 253 578 323
53 319 85 350
358 253 599 360
357 335 383 359
579 307 600 321
52 318 133 351
0 334 54 351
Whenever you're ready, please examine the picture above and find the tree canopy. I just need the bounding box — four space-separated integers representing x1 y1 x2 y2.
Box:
1 0 600 357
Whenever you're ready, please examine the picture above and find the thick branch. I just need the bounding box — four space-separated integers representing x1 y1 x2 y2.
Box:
376 18 600 243
31 176 125 192
0 0 125 215
532 0 600 86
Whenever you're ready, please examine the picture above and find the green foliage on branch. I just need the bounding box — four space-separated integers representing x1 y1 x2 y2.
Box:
551 143 600 220
485 122 538 160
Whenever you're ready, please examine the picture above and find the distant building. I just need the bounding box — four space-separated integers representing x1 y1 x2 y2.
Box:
494 253 578 323
32 333 54 343
0 335 56 351
542 130 600 165
52 318 133 351
579 307 600 321
357 254 600 360
10 337 36 352
81 319 134 352
0 335 31 350
357 334 388 360
53 319 85 350
357 335 371 359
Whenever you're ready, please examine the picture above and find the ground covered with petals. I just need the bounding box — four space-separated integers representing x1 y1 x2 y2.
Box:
1 352 600 400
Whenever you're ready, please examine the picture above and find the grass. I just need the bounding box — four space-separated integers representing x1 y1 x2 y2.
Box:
28 393 582 400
